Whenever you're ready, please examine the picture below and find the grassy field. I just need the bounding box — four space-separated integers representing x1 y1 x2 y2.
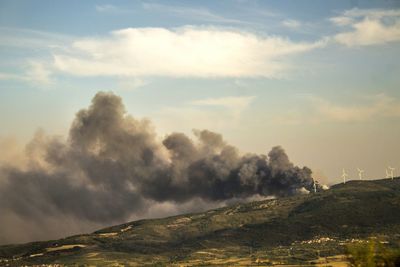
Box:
1 178 400 266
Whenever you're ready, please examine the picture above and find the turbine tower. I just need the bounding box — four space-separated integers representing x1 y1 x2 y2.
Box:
342 168 348 184
313 179 317 193
389 166 395 180
386 168 391 179
357 168 364 180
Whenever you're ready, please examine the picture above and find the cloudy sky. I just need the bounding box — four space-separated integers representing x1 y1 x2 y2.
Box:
1 0 400 183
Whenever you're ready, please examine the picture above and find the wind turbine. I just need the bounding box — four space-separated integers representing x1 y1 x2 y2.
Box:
342 168 348 184
388 166 395 180
357 168 364 180
313 179 317 193
386 168 391 179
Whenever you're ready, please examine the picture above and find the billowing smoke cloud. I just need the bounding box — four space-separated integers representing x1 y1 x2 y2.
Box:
0 92 315 244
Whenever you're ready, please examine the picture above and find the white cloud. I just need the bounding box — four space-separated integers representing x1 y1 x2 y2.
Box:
190 96 255 111
117 78 148 91
53 26 326 78
282 19 301 29
0 27 72 49
311 94 400 122
335 19 400 46
153 96 255 136
95 3 244 24
96 4 118 12
331 8 400 46
329 16 354 26
142 3 245 24
25 61 52 85
95 4 135 14
0 61 52 85
153 106 240 136
0 72 22 80
342 8 400 19
275 94 400 124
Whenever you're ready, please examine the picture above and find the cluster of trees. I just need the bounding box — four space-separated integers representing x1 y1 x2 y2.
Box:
347 238 400 267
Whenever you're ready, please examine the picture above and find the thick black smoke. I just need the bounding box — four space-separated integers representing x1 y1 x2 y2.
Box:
0 92 315 243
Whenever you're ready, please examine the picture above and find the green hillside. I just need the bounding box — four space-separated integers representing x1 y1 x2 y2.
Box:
1 178 400 266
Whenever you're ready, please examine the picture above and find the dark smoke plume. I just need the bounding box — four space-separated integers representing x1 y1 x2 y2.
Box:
0 92 315 244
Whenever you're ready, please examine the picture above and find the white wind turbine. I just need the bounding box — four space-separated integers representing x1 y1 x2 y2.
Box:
388 166 395 180
386 168 391 179
313 179 317 193
357 168 364 180
342 168 348 184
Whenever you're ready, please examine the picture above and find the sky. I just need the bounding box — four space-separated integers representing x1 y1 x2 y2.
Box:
1 0 400 184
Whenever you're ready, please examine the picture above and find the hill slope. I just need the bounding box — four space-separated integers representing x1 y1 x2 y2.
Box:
1 178 400 266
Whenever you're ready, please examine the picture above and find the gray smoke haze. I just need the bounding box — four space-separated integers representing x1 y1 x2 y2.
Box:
0 92 316 244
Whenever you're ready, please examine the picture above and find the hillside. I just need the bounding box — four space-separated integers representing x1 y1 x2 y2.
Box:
1 178 400 266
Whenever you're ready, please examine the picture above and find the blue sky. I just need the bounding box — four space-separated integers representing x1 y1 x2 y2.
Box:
1 0 400 183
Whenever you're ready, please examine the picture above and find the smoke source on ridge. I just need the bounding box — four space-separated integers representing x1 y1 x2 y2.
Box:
0 92 316 244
